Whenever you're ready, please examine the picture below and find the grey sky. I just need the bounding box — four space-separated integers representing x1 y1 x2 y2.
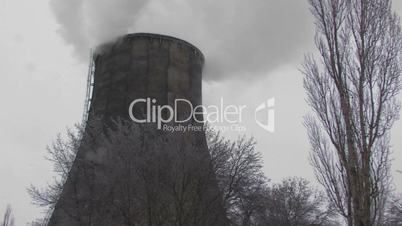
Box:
0 0 402 225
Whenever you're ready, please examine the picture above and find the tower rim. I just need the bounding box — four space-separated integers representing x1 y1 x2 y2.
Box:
95 33 205 63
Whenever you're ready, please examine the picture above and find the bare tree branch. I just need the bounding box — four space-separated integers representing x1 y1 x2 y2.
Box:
303 0 402 225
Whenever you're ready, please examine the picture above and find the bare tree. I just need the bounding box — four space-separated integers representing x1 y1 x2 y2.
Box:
29 120 271 226
254 177 337 226
30 119 346 226
26 218 47 226
93 119 228 226
1 205 15 226
382 194 402 226
30 119 231 225
303 0 402 225
27 124 84 224
207 129 267 226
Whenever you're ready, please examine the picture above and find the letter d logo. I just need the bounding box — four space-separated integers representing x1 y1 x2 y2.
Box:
255 98 275 133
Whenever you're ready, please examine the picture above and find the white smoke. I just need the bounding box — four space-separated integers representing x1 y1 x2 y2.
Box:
50 0 313 80
50 0 148 59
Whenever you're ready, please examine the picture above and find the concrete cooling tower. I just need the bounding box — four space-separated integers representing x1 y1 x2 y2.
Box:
48 33 228 226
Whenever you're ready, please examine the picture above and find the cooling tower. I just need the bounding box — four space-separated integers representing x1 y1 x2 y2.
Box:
48 33 228 226
90 33 203 121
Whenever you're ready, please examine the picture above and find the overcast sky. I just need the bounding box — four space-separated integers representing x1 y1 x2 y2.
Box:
1 0 402 224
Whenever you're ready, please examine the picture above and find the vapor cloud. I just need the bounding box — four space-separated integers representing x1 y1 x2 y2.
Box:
50 0 313 80
50 0 148 59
